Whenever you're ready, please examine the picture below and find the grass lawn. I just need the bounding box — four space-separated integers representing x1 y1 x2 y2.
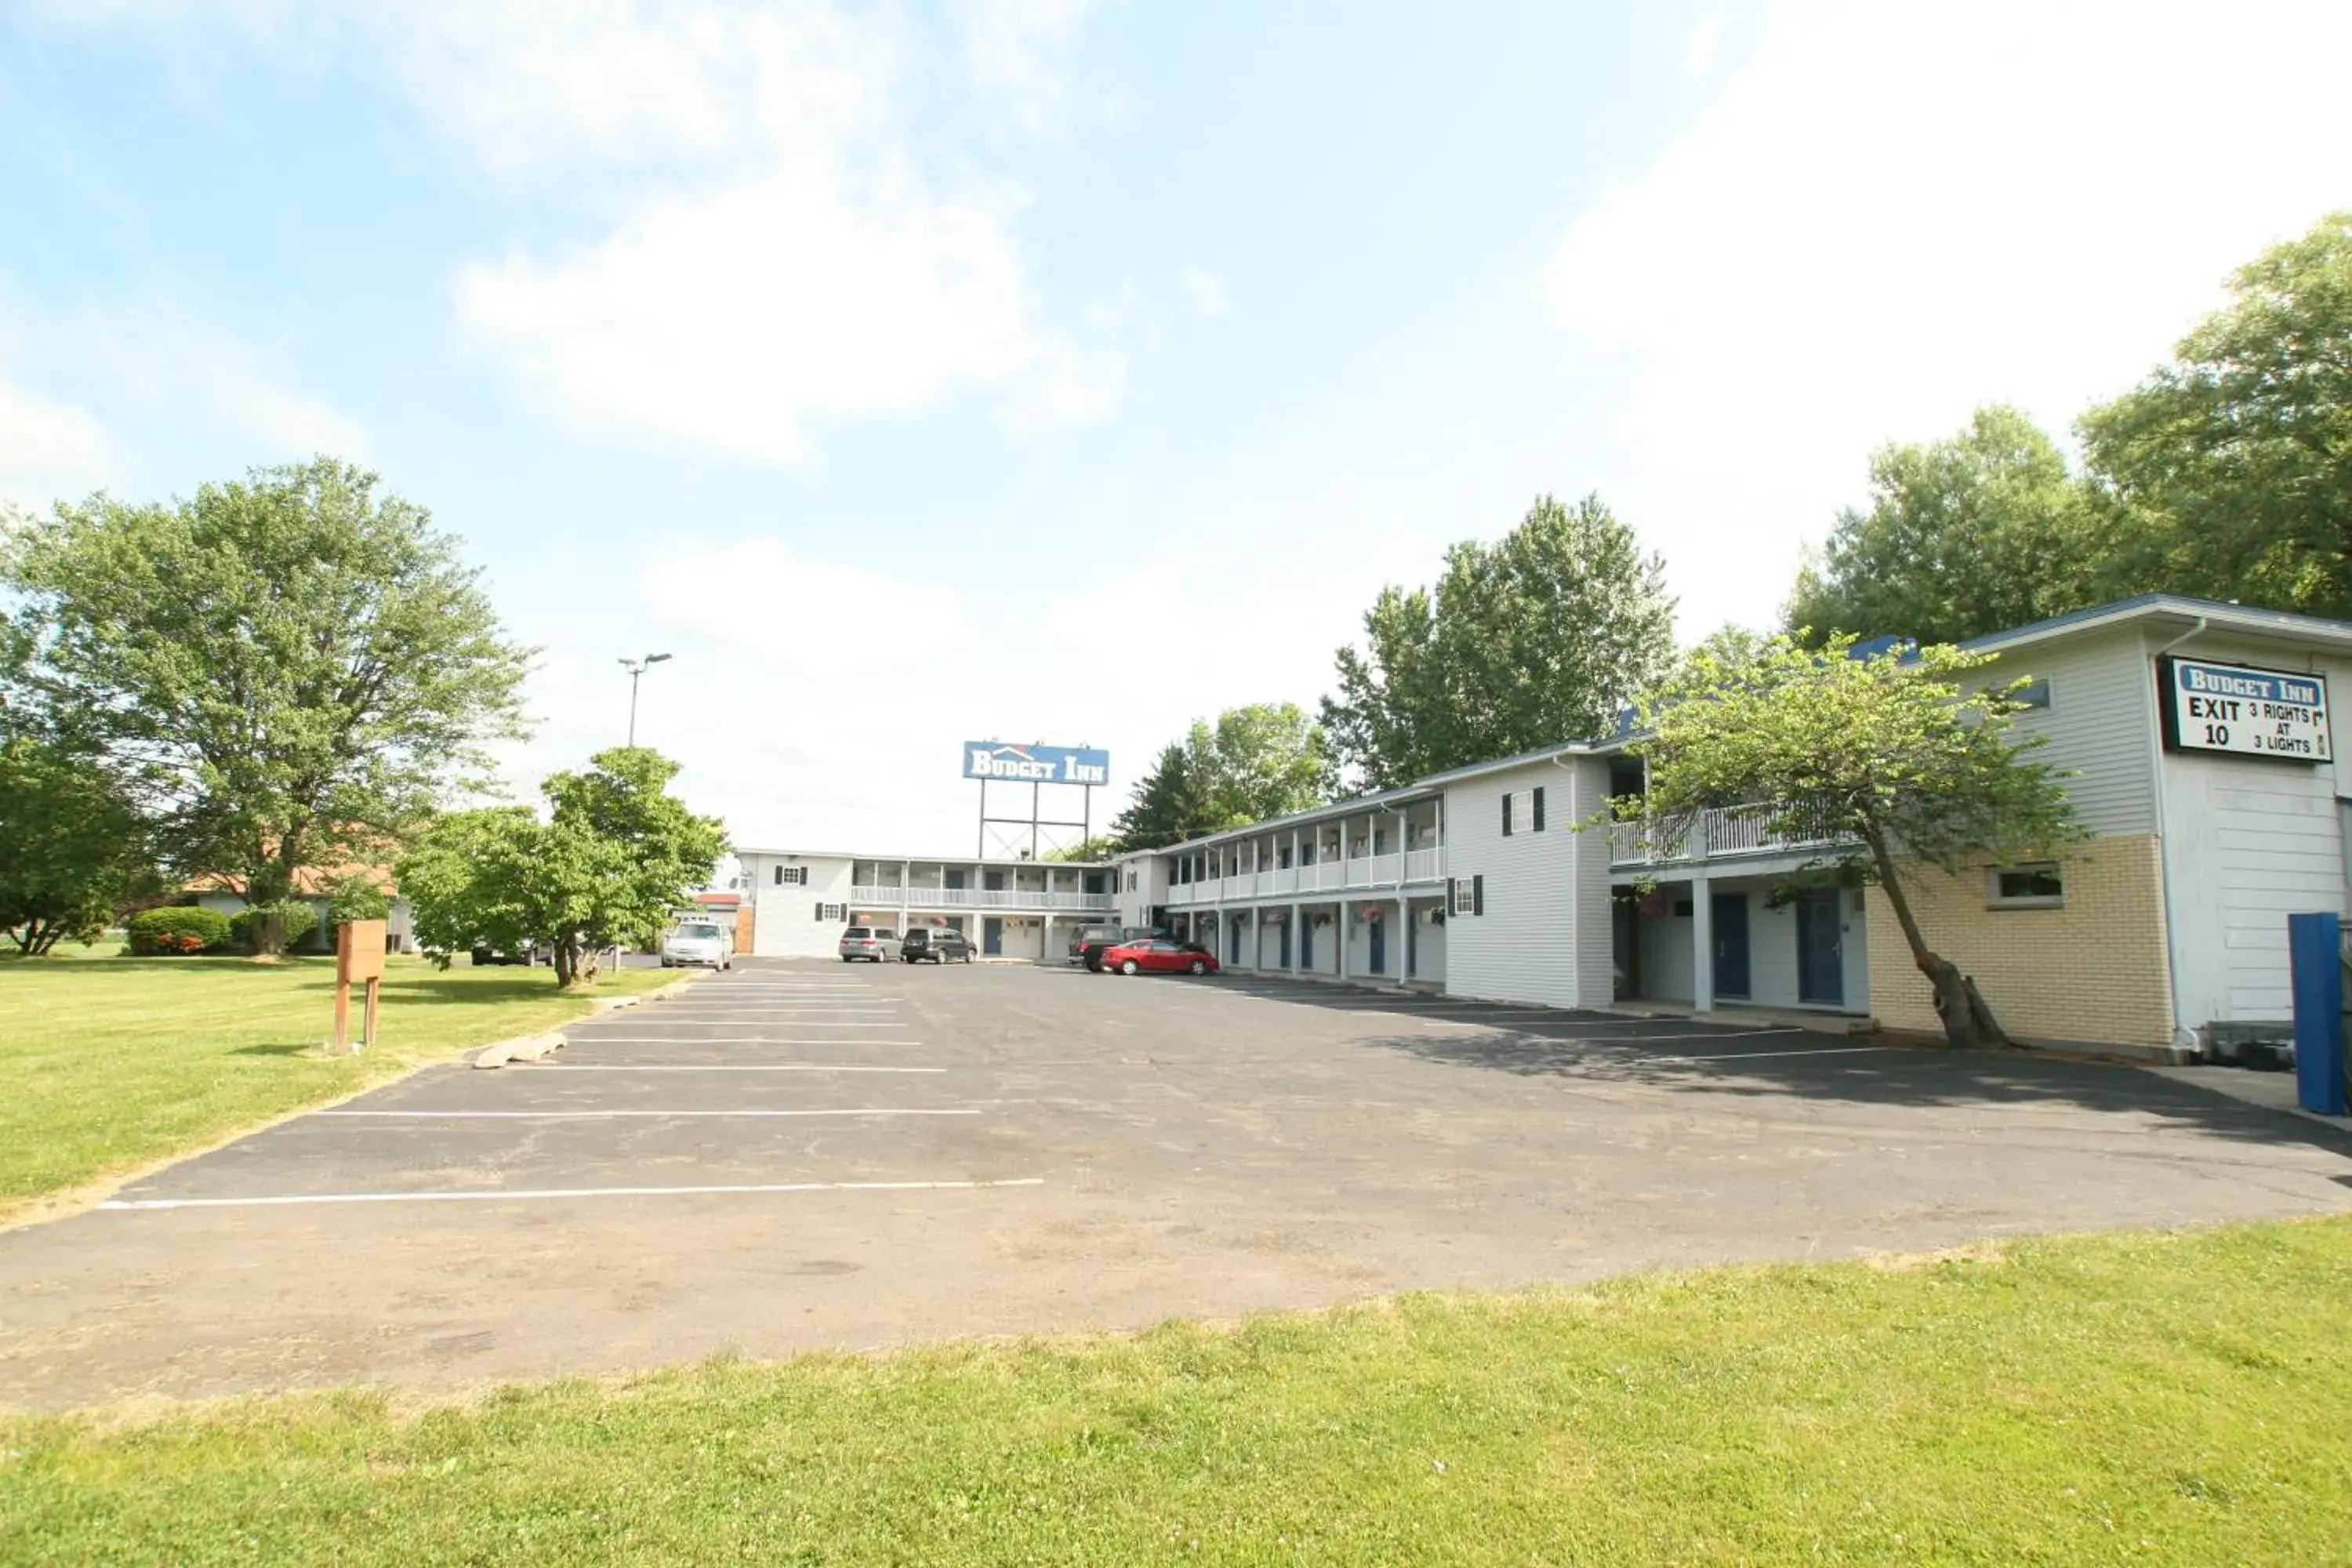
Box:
0 950 678 1220
4 1218 2349 1565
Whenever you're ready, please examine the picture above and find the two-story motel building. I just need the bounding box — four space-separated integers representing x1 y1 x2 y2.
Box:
745 596 2352 1060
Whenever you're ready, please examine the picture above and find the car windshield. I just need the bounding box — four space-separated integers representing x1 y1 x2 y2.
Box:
677 924 722 940
844 927 872 938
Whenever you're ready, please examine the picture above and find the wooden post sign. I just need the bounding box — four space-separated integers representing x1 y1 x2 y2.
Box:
334 918 388 1054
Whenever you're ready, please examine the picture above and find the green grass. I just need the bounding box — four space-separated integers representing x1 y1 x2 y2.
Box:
0 952 677 1218
5 1218 2350 1565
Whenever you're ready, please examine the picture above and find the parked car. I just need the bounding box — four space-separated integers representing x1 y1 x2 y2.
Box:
838 926 901 963
661 920 732 970
902 927 975 964
1071 924 1170 971
470 944 550 967
1101 938 1219 976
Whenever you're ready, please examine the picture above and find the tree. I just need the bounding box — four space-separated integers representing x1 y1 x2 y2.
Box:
1109 742 1221 851
325 872 391 925
1632 633 2081 1049
1786 406 2113 644
0 737 154 954
1109 705 1334 850
398 748 727 987
1044 837 1119 862
0 458 533 952
1196 703 1332 824
1323 493 1675 789
2082 210 2352 616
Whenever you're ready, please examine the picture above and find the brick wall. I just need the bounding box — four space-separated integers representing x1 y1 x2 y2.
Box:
1865 833 2173 1048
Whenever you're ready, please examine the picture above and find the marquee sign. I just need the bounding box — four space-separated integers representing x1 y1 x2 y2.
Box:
962 742 1110 786
2159 657 2332 763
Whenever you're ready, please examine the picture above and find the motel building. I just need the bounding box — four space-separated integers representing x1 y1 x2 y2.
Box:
1116 594 2352 1059
746 595 2352 1061
734 849 1120 962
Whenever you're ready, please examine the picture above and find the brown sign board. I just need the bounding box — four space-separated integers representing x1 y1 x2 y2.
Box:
337 919 388 982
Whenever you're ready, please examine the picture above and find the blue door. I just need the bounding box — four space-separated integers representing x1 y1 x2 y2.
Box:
1797 889 1844 1005
1279 920 1290 967
1711 892 1750 1000
982 917 1003 956
1367 915 1385 976
1231 920 1243 964
1300 920 1313 970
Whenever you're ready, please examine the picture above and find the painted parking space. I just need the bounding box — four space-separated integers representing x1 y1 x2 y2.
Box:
9 956 2350 1407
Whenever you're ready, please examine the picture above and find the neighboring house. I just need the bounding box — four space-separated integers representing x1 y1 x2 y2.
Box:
184 865 414 953
1114 594 2352 1060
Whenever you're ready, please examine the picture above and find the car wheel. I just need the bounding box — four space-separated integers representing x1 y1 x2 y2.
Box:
841 955 854 963
1119 958 1140 975
1189 959 1207 975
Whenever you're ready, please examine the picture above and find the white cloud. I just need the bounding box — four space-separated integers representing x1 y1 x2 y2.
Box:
644 536 965 673
0 284 363 510
391 1 1121 463
1180 266 1228 320
0 377 119 509
1538 0 2352 636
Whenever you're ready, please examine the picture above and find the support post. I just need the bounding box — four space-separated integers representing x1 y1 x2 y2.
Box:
1691 876 1714 1014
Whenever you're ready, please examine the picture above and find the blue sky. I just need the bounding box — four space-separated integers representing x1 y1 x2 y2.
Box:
4 0 2348 857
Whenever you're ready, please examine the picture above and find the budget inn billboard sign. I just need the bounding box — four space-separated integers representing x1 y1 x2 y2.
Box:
2158 656 2332 763
963 742 1112 786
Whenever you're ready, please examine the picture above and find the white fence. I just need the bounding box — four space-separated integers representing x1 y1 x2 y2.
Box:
1167 848 1444 904
1606 804 1853 867
849 885 1115 912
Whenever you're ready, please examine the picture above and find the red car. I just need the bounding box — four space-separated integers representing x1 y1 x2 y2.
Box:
1101 938 1220 976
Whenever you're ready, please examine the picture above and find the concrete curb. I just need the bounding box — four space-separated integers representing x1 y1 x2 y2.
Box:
471 977 702 1067
471 1032 567 1069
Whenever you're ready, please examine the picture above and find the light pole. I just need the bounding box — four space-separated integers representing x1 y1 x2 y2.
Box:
619 652 672 746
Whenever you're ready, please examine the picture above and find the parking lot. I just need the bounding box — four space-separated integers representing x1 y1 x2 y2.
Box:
5 958 2351 1406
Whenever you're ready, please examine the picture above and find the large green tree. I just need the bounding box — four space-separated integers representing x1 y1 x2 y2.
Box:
1633 633 2080 1050
0 736 156 955
1 458 532 949
2082 210 2352 616
398 747 728 987
1323 493 1674 789
1786 406 2112 644
1109 705 1333 850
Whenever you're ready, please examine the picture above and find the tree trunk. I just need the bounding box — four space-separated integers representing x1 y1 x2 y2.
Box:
1861 824 2011 1051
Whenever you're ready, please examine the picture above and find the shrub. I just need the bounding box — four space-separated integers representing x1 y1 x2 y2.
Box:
126 906 233 956
326 873 391 926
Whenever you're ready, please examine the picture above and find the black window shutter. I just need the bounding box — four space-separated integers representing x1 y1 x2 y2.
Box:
774 866 783 885
813 902 823 921
1472 874 1485 916
1531 786 1546 833
1446 876 1457 913
1501 795 1513 837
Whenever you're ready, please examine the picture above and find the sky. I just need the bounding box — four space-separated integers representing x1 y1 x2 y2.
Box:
3 0 2348 859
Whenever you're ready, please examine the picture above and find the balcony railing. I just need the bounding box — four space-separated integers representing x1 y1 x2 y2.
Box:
1167 847 1446 903
1607 804 1855 867
850 884 1115 912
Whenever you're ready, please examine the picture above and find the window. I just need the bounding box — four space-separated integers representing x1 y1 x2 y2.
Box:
1502 788 1544 835
818 903 848 922
1989 865 2063 908
2013 677 2052 710
1450 877 1483 916
773 864 808 886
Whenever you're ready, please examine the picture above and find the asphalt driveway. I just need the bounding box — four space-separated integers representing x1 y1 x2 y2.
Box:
4 959 2349 1406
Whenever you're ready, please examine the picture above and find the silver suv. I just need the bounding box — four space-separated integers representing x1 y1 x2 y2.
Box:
838 926 901 963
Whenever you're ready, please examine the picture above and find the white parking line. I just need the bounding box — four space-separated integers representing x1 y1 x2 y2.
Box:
314 1109 978 1120
579 1036 920 1045
100 1178 1047 1211
552 1065 946 1073
1650 1045 1899 1062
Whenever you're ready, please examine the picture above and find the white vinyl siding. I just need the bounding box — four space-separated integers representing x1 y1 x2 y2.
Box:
1442 757 1612 1008
2151 634 2352 1032
1980 629 2159 838
746 855 858 956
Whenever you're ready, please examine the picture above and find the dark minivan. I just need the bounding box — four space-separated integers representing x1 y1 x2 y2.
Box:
902 927 976 964
1070 924 1167 971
